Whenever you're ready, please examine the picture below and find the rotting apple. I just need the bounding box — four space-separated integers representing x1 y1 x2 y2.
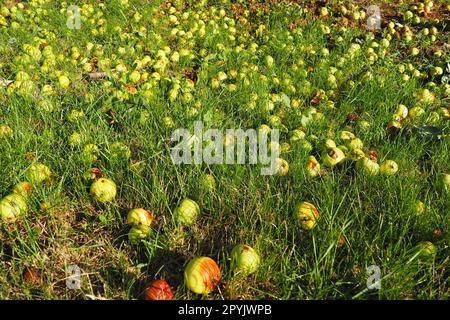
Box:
144 279 173 300
230 244 260 275
295 201 320 230
322 147 345 167
184 257 221 295
305 155 321 177
0 124 13 138
90 178 117 203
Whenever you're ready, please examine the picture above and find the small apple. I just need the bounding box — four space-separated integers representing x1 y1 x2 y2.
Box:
174 198 200 226
0 124 13 138
144 279 173 300
441 173 450 192
275 157 289 176
395 104 408 119
200 173 216 192
58 75 70 89
0 193 28 223
295 201 320 230
339 130 355 142
128 225 149 244
230 244 260 275
13 182 33 198
90 178 117 203
414 241 437 260
127 208 153 229
82 144 100 163
409 107 425 121
415 200 425 215
347 138 363 150
27 163 51 184
380 160 399 176
108 142 131 162
305 156 321 177
184 257 221 295
322 147 346 167
356 157 379 176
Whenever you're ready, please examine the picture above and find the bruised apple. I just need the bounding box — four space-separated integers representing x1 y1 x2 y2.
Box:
184 257 221 295
230 244 260 275
0 193 28 223
295 202 320 230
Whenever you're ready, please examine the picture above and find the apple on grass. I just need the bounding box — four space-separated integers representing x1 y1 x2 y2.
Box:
275 157 289 176
90 178 117 203
27 163 51 184
305 156 321 177
184 257 221 295
322 147 345 167
128 225 149 244
174 198 200 226
144 279 173 300
0 193 28 223
380 160 399 176
13 182 33 198
356 157 380 176
127 208 153 229
230 244 260 275
295 202 320 230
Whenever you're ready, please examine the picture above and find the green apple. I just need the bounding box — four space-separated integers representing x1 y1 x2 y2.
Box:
127 208 153 229
395 104 408 119
441 173 450 192
128 225 149 244
200 174 216 192
347 138 363 150
90 178 117 203
27 163 51 184
58 75 70 89
356 157 379 176
339 130 355 142
174 198 200 226
82 144 100 163
231 244 260 275
108 142 131 162
184 257 221 295
322 147 345 167
380 160 399 176
295 201 320 230
409 107 425 121
0 124 13 138
0 193 28 223
414 241 437 260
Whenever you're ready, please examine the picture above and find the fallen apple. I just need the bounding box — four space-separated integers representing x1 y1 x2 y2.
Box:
295 201 320 230
128 225 149 244
322 147 346 167
127 208 153 229
13 182 33 198
90 178 117 203
144 279 173 300
27 163 51 184
0 124 13 138
0 193 28 223
200 173 216 192
275 157 289 176
356 157 379 176
230 244 260 275
414 241 437 260
174 198 200 226
305 155 321 177
184 257 221 295
58 75 70 89
108 142 131 162
380 160 399 176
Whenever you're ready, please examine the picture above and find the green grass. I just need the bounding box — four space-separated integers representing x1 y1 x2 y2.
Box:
0 0 449 300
